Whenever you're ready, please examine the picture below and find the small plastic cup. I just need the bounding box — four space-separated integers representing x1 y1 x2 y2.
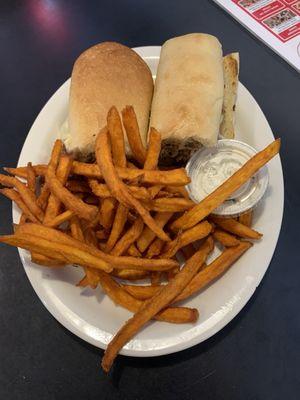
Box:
185 139 269 217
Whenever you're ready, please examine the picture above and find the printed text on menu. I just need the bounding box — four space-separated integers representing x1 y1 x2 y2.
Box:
232 0 300 42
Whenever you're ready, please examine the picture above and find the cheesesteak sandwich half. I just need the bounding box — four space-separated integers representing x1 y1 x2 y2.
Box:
61 42 154 160
150 33 239 166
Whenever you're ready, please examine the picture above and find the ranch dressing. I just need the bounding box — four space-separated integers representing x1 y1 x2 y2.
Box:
186 139 269 217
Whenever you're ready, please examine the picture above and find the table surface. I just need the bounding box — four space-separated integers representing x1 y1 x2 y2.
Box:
0 1 299 399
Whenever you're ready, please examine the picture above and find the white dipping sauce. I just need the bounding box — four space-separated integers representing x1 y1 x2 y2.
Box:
186 139 269 217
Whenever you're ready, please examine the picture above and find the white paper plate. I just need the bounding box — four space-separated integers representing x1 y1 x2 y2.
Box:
13 46 284 357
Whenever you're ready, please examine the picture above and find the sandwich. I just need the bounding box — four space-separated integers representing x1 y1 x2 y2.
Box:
149 33 239 166
61 36 239 166
61 42 154 161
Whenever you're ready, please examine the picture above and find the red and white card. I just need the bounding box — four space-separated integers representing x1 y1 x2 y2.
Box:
213 0 300 71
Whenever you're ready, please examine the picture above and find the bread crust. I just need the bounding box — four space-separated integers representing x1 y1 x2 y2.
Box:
150 33 224 166
220 52 239 139
65 42 153 160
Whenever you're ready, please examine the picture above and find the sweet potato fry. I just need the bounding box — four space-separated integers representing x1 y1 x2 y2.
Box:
70 215 85 242
36 140 64 210
111 218 144 256
43 155 73 224
49 139 64 170
128 186 151 200
5 155 56 180
143 197 195 212
239 211 253 227
111 269 149 280
85 269 101 289
213 228 240 247
210 216 262 240
106 209 126 244
127 244 142 258
83 227 102 289
154 190 173 199
72 161 190 186
95 128 170 242
19 213 28 225
101 239 211 372
27 162 36 193
37 184 50 210
89 179 150 200
0 233 112 273
110 252 177 271
175 241 253 302
99 198 116 230
97 271 198 324
45 209 74 228
148 185 163 199
162 221 212 259
84 227 98 247
4 165 46 179
70 162 108 179
123 284 161 300
76 275 89 287
0 188 39 223
0 173 19 187
86 212 101 229
105 204 128 252
144 127 161 170
89 179 111 198
96 127 133 208
137 212 173 253
15 224 178 271
146 238 164 258
0 174 44 221
122 106 147 165
46 165 98 222
107 106 127 168
171 139 281 231
31 252 65 267
164 185 190 199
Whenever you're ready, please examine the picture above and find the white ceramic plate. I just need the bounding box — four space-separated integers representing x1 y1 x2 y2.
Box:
13 46 284 357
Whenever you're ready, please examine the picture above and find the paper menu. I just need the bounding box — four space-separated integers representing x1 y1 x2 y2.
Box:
213 0 300 72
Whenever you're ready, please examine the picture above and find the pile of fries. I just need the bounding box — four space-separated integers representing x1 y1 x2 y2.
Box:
0 105 280 372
